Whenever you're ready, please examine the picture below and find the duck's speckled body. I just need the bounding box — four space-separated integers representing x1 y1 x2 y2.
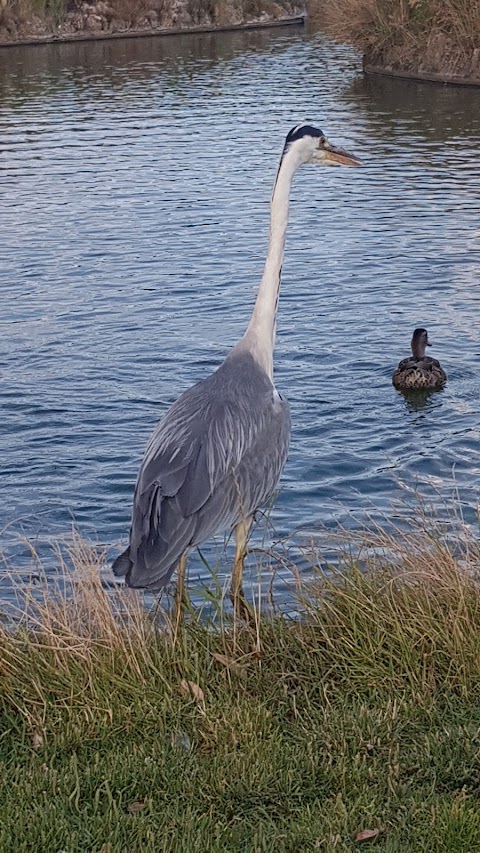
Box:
392 328 447 390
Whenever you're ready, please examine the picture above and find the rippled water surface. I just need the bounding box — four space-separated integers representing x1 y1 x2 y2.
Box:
1 26 479 601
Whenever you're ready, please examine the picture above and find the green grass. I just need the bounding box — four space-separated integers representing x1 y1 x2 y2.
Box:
2 519 480 851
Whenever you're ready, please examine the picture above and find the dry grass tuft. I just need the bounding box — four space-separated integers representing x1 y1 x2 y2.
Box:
0 536 163 729
316 0 480 78
304 514 480 695
1 509 480 726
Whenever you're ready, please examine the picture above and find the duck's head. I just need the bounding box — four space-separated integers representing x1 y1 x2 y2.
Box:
411 328 432 359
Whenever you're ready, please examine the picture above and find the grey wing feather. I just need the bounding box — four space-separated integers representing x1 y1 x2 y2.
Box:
113 353 291 591
191 389 290 549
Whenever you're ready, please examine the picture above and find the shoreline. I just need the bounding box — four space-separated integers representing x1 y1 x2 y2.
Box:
364 62 480 89
0 9 304 49
2 520 480 848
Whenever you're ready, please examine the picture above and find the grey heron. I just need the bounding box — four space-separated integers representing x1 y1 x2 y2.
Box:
112 124 360 615
392 328 447 389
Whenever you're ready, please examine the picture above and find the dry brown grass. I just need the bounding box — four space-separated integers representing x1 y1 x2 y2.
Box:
0 536 160 730
317 0 480 78
304 513 480 695
1 508 480 728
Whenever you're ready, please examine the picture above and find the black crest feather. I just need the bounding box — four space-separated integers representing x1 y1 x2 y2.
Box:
284 124 324 146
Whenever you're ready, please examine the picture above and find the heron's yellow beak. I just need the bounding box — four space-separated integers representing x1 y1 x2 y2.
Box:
323 142 361 167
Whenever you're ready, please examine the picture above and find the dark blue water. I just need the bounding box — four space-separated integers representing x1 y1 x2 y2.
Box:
1 26 479 603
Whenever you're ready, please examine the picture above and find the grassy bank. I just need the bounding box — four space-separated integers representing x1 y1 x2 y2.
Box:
0 0 302 45
319 0 480 81
2 518 480 850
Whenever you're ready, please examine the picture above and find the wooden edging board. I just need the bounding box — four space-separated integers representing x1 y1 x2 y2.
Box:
364 62 480 88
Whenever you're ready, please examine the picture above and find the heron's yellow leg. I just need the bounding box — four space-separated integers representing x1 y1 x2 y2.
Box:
230 516 253 618
174 553 189 626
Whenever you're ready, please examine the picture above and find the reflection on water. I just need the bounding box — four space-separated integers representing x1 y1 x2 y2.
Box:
1 25 479 605
0 27 304 102
344 74 480 143
397 387 445 415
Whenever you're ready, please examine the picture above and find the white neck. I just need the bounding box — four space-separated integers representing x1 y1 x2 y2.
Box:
238 147 301 380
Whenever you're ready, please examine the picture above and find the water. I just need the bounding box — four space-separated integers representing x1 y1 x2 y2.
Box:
1 26 479 603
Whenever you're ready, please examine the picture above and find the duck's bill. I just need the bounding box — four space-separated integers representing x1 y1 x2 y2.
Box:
324 145 361 167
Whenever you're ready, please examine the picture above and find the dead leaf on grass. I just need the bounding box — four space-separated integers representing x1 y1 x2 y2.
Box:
355 828 381 842
128 801 147 814
180 679 205 703
212 652 245 675
32 731 44 750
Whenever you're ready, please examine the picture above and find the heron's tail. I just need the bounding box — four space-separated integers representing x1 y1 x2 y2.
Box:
112 547 133 578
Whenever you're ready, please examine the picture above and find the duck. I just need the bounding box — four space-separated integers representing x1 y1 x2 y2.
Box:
392 328 447 390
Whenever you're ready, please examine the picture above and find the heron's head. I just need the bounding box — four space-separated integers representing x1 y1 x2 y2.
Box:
411 328 432 358
281 123 360 168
